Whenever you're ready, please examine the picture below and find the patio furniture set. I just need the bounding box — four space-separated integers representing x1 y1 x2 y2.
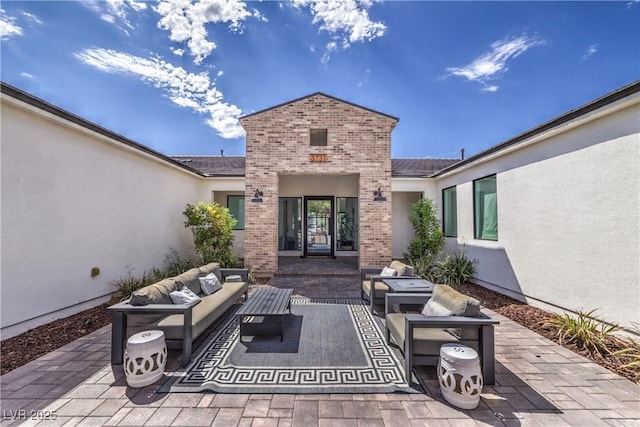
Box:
108 259 498 408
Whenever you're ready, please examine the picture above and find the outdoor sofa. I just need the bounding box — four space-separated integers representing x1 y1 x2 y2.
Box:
109 262 249 366
361 260 416 313
385 284 499 384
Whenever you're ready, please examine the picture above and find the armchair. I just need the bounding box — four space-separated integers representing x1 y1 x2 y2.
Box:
361 260 416 313
385 288 499 385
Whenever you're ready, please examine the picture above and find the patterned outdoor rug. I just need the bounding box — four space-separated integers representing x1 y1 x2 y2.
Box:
160 299 420 394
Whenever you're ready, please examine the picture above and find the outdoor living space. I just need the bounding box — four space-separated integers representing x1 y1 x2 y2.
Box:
2 265 640 427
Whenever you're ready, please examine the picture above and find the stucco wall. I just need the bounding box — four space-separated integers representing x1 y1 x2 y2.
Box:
391 192 422 259
436 100 640 329
1 97 206 337
242 94 397 275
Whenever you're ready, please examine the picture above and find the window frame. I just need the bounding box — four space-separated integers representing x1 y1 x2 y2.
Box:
227 195 245 230
442 186 457 238
473 174 498 241
310 129 328 146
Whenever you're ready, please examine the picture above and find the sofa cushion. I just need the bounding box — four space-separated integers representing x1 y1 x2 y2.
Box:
386 313 459 355
130 279 177 306
169 287 201 305
174 268 203 294
199 262 222 282
225 275 243 283
431 284 481 317
199 273 222 295
362 280 389 299
158 281 248 340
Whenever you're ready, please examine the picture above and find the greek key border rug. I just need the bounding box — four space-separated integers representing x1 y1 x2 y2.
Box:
159 299 420 394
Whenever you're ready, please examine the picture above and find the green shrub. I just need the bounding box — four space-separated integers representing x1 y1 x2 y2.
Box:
408 254 440 283
162 246 201 277
435 251 477 286
549 309 620 356
183 202 238 267
112 268 153 302
406 198 445 261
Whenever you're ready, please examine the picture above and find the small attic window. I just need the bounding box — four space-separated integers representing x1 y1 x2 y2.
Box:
310 129 327 146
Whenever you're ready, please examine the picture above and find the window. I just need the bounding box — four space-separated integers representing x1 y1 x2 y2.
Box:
227 195 245 230
337 197 358 251
278 198 302 251
442 186 457 237
474 175 498 240
310 129 327 146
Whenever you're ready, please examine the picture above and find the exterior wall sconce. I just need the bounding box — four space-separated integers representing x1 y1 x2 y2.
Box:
373 187 387 202
251 188 264 202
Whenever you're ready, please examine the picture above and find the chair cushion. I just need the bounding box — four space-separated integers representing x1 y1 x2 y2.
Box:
386 313 459 355
431 284 481 317
362 280 389 299
174 268 203 294
130 279 178 306
389 260 414 276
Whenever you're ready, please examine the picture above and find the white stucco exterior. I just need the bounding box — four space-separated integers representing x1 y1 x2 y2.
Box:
1 95 209 337
3 81 638 338
436 95 640 329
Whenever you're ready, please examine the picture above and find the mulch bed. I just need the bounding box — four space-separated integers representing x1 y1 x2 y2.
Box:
1 285 638 384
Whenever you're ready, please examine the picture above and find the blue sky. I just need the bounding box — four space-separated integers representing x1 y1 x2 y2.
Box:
2 1 639 159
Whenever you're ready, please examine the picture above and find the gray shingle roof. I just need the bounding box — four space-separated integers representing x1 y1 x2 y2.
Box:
171 156 246 176
391 158 460 177
169 156 460 177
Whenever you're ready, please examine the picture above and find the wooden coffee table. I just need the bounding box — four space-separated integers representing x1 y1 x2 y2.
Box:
236 288 293 342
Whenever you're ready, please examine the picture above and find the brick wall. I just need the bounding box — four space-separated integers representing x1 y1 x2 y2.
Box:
241 94 397 276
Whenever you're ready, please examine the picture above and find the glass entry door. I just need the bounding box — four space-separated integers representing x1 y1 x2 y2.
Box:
304 196 334 257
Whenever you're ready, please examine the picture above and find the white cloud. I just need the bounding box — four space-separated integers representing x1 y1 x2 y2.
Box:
84 0 147 34
171 47 185 56
216 70 224 77
627 0 639 9
22 12 42 24
582 44 598 61
20 72 34 79
74 48 244 139
292 0 386 63
446 34 543 92
0 9 23 40
321 40 338 65
153 0 263 64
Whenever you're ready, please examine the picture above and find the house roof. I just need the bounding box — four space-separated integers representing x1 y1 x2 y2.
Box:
391 158 460 177
240 92 399 122
171 156 246 177
169 156 460 177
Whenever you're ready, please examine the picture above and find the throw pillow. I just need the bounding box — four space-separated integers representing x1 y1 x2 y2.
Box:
421 298 455 317
380 267 397 277
199 272 222 296
170 287 201 305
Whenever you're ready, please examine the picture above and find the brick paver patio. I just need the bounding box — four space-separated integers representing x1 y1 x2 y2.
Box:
2 264 639 426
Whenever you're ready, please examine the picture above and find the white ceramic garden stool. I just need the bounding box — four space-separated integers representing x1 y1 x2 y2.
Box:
124 330 167 388
438 343 483 409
